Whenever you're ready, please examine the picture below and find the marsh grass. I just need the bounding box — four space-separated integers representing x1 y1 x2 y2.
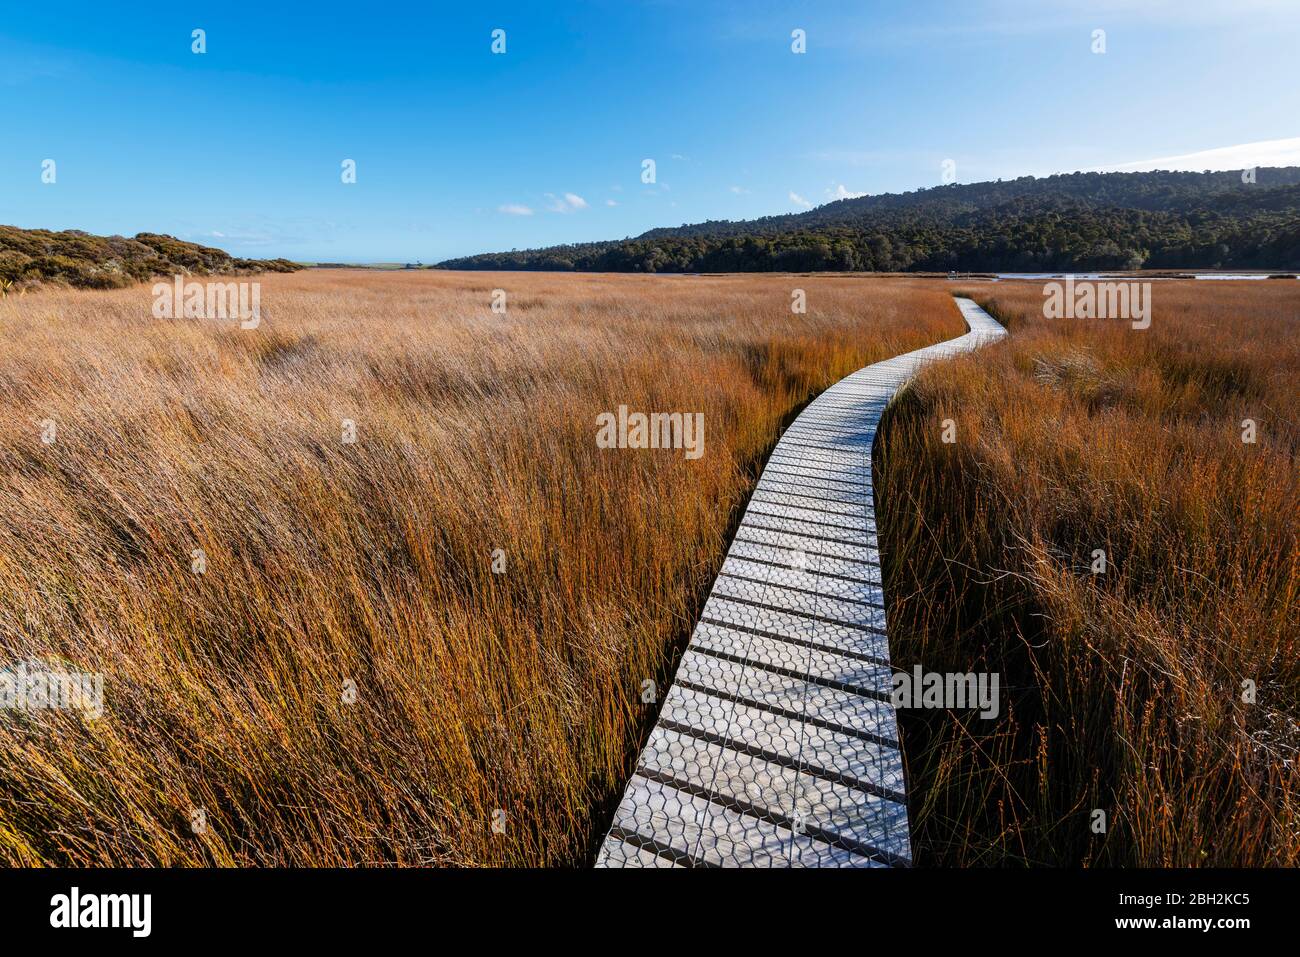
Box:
876 281 1300 866
0 270 960 866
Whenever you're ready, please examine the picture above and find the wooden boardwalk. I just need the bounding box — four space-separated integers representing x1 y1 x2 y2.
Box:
595 296 1006 868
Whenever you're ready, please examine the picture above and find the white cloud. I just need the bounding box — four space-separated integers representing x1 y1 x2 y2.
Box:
729 185 749 194
545 192 588 213
498 204 534 216
789 191 814 209
1091 137 1300 174
605 199 618 207
827 184 867 200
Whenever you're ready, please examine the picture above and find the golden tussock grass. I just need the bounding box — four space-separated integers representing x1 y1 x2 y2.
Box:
0 269 961 866
877 280 1300 866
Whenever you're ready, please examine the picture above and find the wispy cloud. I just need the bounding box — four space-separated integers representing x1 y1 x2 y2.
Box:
827 184 867 200
498 204 534 216
729 185 749 195
1090 137 1300 174
182 219 322 250
804 148 903 167
722 0 1300 53
604 199 618 207
0 49 71 87
789 191 813 209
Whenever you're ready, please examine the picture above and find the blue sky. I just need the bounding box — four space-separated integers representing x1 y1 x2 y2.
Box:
2 0 1298 262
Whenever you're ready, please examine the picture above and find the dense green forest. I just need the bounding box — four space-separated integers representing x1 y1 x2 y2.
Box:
0 226 299 291
437 168 1300 272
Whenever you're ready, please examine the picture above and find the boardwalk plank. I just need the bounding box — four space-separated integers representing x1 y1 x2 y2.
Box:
595 297 1006 868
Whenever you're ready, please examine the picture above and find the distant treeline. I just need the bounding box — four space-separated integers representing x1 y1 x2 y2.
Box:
0 226 300 291
437 168 1300 273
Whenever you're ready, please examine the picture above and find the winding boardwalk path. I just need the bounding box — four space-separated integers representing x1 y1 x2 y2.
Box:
595 295 1006 868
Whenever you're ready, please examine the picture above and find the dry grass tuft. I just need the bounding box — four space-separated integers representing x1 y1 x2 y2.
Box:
877 280 1300 866
0 270 960 866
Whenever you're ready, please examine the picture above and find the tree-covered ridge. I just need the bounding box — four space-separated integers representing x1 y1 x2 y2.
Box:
0 226 299 291
437 168 1300 272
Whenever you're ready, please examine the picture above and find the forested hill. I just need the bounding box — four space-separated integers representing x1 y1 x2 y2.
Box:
0 226 299 291
437 167 1300 272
